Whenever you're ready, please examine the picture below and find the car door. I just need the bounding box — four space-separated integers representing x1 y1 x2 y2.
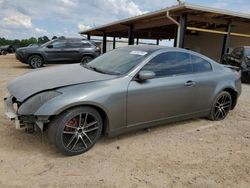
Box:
65 40 94 63
190 54 216 111
64 40 83 63
44 40 67 63
127 51 198 126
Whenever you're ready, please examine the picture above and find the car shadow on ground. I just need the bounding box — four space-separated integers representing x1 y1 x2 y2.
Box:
1 117 205 158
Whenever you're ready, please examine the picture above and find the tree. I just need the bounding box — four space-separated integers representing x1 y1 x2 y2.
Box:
37 36 50 44
52 36 57 40
0 36 49 47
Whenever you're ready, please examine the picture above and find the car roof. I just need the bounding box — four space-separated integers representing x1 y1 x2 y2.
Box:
57 37 87 41
119 45 172 53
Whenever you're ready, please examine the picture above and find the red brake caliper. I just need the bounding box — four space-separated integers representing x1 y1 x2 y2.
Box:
65 118 78 131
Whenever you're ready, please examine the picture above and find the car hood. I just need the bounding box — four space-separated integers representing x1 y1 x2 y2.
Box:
17 46 40 51
7 64 117 102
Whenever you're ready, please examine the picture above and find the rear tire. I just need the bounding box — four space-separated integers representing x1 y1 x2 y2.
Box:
81 56 93 64
28 55 44 69
241 72 248 83
209 91 232 121
48 107 103 156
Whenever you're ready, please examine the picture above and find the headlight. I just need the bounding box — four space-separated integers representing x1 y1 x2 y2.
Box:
18 91 61 115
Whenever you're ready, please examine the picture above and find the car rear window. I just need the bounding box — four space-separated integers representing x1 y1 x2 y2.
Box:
191 55 212 73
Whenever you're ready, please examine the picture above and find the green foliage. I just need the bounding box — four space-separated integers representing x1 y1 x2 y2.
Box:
0 36 52 47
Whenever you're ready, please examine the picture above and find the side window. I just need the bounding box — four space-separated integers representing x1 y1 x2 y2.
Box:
191 55 212 73
68 42 83 48
141 52 192 77
81 41 92 48
67 41 92 48
51 40 66 48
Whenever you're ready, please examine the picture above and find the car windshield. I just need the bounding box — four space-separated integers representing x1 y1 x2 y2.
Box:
83 48 150 75
41 39 58 47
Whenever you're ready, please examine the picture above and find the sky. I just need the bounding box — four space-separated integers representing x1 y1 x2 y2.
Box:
0 0 249 39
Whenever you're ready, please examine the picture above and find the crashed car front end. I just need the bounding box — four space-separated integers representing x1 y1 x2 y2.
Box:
3 63 117 132
3 91 61 132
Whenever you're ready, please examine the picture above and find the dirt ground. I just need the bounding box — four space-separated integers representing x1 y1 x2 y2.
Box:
0 54 249 188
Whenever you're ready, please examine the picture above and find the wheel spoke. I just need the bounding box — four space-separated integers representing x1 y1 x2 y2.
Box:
82 132 92 143
83 113 88 126
215 110 220 119
84 126 98 133
79 135 88 148
222 95 227 103
84 121 97 129
71 136 80 150
224 95 228 103
223 104 231 109
79 113 82 127
66 134 77 148
221 108 226 117
63 131 76 134
223 101 231 108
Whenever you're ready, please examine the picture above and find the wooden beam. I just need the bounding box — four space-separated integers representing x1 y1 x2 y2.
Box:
134 18 172 30
187 26 250 38
187 15 250 28
187 15 228 26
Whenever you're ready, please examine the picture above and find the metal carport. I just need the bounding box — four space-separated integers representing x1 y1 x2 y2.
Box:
80 3 250 61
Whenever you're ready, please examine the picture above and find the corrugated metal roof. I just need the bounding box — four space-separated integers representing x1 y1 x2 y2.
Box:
79 3 250 34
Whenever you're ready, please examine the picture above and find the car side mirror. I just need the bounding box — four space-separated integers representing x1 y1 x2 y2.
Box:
47 44 53 48
138 71 155 81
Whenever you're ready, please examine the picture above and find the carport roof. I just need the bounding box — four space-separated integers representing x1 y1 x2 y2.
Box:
79 3 250 39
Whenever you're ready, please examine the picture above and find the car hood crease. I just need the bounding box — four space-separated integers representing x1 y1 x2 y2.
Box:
7 64 116 102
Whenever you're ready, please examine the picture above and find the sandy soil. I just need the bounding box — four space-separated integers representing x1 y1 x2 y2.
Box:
0 54 249 188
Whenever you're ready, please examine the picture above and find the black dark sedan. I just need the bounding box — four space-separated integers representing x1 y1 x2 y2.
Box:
221 46 250 82
15 38 101 68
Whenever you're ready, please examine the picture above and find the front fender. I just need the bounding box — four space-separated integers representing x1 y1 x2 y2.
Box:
34 78 129 132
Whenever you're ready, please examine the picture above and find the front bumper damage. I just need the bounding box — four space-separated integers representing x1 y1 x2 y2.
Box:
3 96 48 132
4 96 22 129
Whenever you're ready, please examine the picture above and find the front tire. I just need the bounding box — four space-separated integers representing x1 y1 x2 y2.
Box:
81 56 93 64
2 50 7 55
48 107 103 156
209 91 232 121
28 55 44 69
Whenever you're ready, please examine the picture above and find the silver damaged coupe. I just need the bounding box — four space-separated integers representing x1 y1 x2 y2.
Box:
4 46 241 155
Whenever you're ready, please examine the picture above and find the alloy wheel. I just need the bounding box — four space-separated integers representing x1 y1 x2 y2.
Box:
213 93 232 120
62 112 99 152
30 57 42 68
81 56 93 64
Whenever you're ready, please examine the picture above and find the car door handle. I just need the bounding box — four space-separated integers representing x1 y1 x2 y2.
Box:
184 81 196 87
